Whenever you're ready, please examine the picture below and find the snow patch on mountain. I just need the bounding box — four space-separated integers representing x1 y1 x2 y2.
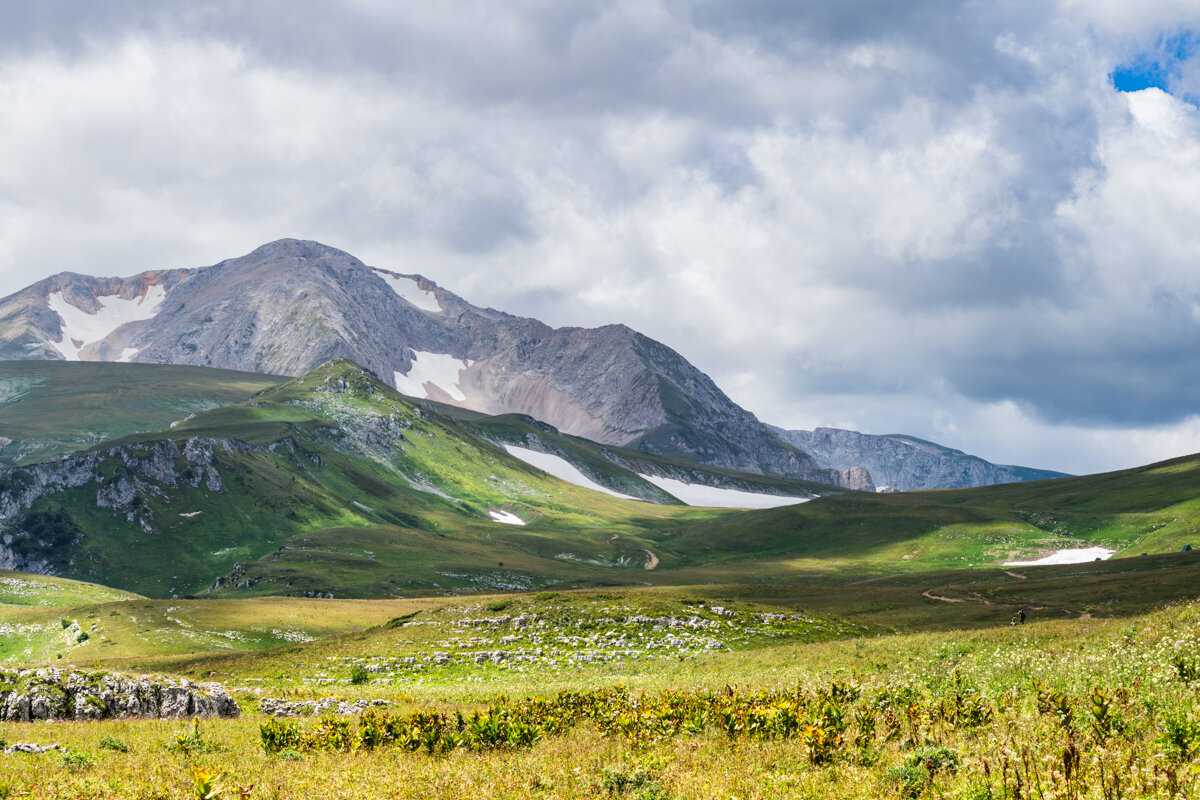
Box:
117 348 140 363
502 445 639 500
47 285 166 361
637 474 811 509
393 351 474 402
373 269 441 312
488 509 525 525
1003 547 1115 566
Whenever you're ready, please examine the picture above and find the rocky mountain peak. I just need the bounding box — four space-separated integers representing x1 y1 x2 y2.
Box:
0 241 869 487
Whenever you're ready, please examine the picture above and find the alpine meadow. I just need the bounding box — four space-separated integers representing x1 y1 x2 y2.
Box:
3 3 1200 800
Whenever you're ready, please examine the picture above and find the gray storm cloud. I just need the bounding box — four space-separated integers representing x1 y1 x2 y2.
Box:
1 1 1200 475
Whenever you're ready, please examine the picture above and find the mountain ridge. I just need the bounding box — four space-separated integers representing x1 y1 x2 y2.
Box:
778 426 1070 491
0 239 863 488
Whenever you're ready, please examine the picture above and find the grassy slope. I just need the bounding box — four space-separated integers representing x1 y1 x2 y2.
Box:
4 550 1199 670
648 453 1200 580
7 359 1200 603
11 361 727 598
0 360 284 465
0 569 142 608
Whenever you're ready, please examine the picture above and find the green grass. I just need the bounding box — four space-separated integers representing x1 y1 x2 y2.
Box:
3 590 1200 798
0 360 285 466
0 569 142 608
4 546 1198 674
643 455 1200 579
0 361 736 598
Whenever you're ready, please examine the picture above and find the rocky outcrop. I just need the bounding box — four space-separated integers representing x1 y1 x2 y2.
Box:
0 668 238 721
0 437 238 573
0 239 857 487
777 427 1068 491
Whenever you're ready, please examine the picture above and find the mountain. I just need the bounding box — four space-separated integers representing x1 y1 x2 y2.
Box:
777 427 1069 491
0 239 866 489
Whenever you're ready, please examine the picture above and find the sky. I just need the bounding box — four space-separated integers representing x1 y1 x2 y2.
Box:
1 1 1200 476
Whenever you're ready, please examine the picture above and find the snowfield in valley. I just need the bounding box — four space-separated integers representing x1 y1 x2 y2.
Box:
1003 547 1115 566
638 474 812 509
501 446 639 499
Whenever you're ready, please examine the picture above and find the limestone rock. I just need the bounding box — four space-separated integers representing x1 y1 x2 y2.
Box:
0 669 239 722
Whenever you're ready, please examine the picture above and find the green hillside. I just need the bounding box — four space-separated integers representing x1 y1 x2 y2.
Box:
647 453 1200 579
0 568 142 608
0 360 285 465
0 361 731 598
3 359 1200 605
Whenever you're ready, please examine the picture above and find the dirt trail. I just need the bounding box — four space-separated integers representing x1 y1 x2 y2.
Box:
921 589 965 603
1004 571 1028 580
640 548 660 570
922 588 996 606
610 533 658 570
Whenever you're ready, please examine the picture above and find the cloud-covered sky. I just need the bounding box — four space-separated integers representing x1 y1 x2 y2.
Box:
2 1 1200 475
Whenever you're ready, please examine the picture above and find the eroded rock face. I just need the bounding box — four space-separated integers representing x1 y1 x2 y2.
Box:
0 668 238 722
0 436 244 573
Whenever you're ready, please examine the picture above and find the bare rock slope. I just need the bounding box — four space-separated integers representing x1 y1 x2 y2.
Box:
778 427 1068 491
0 239 860 486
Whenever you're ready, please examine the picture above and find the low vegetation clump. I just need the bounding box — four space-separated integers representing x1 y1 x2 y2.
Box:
248 670 1200 797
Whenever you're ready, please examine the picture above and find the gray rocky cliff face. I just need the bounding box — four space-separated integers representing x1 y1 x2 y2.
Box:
0 437 239 574
0 239 863 487
778 427 1067 491
0 668 238 721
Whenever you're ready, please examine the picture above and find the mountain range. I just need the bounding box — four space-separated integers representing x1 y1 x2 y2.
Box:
0 238 1056 490
778 427 1069 491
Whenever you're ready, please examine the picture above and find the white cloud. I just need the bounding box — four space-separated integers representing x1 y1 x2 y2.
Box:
1 3 1200 476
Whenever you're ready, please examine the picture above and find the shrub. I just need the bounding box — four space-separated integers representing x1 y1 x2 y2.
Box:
260 717 303 755
898 745 960 798
1160 710 1200 761
98 735 129 752
172 719 212 756
349 663 371 685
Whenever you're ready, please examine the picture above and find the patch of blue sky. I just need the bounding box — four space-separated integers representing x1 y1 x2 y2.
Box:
1110 30 1199 102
